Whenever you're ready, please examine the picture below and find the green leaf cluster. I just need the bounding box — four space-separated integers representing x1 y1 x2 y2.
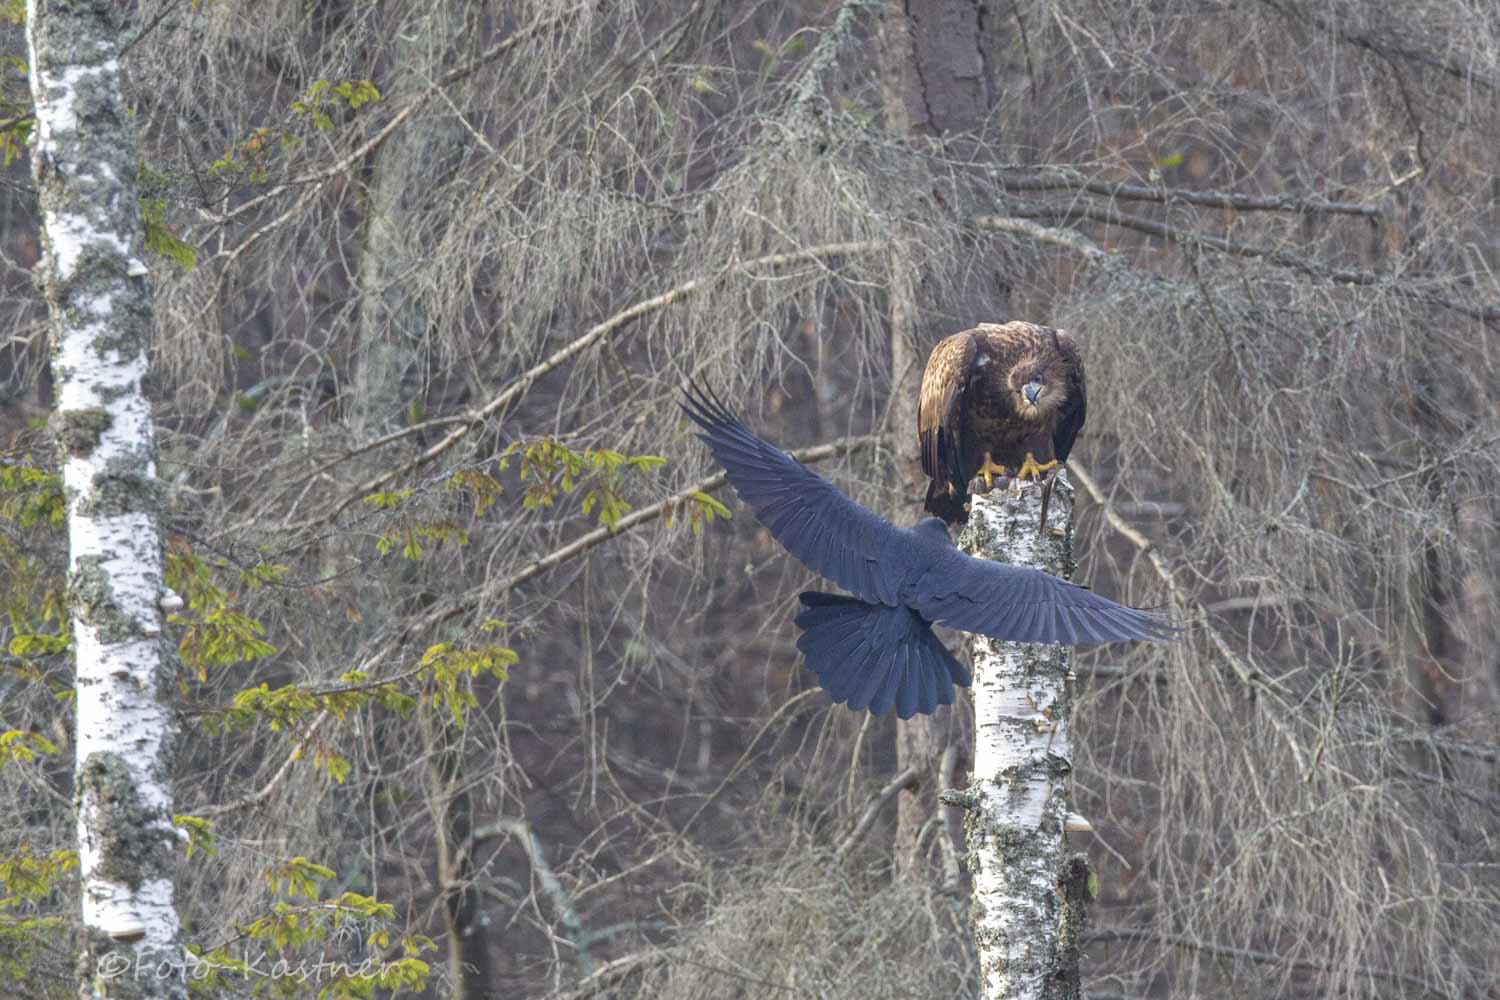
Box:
0 729 57 769
0 845 76 983
1 460 69 667
0 3 29 168
164 542 280 680
184 857 432 998
419 633 517 726
360 468 504 560
208 126 290 184
0 463 63 531
173 815 218 861
210 79 381 185
500 438 667 529
677 490 733 536
291 79 382 131
362 484 473 560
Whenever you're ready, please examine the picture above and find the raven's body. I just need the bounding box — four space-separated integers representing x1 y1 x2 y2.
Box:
920 322 1086 524
681 381 1173 717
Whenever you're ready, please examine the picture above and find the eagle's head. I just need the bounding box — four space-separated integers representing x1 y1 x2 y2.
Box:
1008 353 1069 422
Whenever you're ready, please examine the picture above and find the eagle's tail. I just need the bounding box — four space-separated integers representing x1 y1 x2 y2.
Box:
924 480 969 525
793 592 971 718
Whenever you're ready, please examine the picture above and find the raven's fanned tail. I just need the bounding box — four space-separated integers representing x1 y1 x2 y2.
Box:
793 592 970 718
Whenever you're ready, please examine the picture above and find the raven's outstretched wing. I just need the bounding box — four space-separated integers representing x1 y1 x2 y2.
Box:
682 380 1180 646
680 380 909 606
913 551 1178 644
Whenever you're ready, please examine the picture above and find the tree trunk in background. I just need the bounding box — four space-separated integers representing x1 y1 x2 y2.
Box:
351 4 471 437
27 2 186 997
958 479 1083 1000
878 0 997 873
885 255 940 871
353 10 493 994
430 720 498 1000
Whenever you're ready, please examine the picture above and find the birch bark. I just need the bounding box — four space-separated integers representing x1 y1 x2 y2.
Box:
957 475 1085 1000
26 2 186 997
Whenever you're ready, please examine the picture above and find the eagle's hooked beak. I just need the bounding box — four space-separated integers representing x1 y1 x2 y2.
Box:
1023 379 1043 406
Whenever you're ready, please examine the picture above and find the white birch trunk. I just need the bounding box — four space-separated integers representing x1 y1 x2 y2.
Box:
27 3 186 997
957 474 1084 1000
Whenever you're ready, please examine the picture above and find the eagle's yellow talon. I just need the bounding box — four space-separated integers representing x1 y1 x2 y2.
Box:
1016 453 1058 481
977 453 1008 491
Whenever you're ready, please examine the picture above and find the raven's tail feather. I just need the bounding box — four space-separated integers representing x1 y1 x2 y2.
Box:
924 480 969 525
794 592 971 718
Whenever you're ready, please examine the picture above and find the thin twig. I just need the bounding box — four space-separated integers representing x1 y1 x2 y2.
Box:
993 171 1382 217
1008 202 1499 323
199 7 586 228
302 241 883 527
475 818 591 974
1069 461 1281 697
835 766 920 861
543 950 670 1000
198 710 331 818
1085 926 1441 995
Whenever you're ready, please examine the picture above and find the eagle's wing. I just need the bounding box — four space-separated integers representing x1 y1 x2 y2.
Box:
918 331 976 490
680 380 908 606
1052 329 1086 463
912 548 1179 644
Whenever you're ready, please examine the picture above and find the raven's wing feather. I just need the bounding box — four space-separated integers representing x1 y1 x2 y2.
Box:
913 551 1178 644
680 380 908 605
684 380 1178 646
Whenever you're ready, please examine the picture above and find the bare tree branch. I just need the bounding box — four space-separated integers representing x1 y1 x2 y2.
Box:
305 241 885 527
993 171 1383 217
835 766 920 861
1085 926 1442 996
1254 0 1500 93
1007 201 1500 323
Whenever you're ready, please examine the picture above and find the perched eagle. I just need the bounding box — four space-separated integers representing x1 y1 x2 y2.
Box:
681 381 1174 718
919 321 1086 524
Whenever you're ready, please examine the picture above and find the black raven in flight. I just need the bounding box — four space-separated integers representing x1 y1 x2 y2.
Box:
681 381 1176 719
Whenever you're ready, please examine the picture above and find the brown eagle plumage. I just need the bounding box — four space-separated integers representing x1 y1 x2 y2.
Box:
919 321 1086 524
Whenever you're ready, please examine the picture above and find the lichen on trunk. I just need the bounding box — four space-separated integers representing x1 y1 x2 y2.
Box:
26 0 186 996
958 474 1084 1000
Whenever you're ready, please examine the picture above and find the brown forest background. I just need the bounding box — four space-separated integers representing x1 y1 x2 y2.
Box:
2 1 1498 998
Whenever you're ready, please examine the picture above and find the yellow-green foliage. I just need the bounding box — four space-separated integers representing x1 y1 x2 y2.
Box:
362 441 667 561
0 846 77 982
292 79 382 131
164 542 280 680
0 463 64 531
173 816 217 861
210 79 381 183
183 856 432 998
0 730 58 770
200 630 513 783
0 0 28 167
501 438 666 529
419 621 516 726
0 460 69 668
136 163 197 270
678 490 732 535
